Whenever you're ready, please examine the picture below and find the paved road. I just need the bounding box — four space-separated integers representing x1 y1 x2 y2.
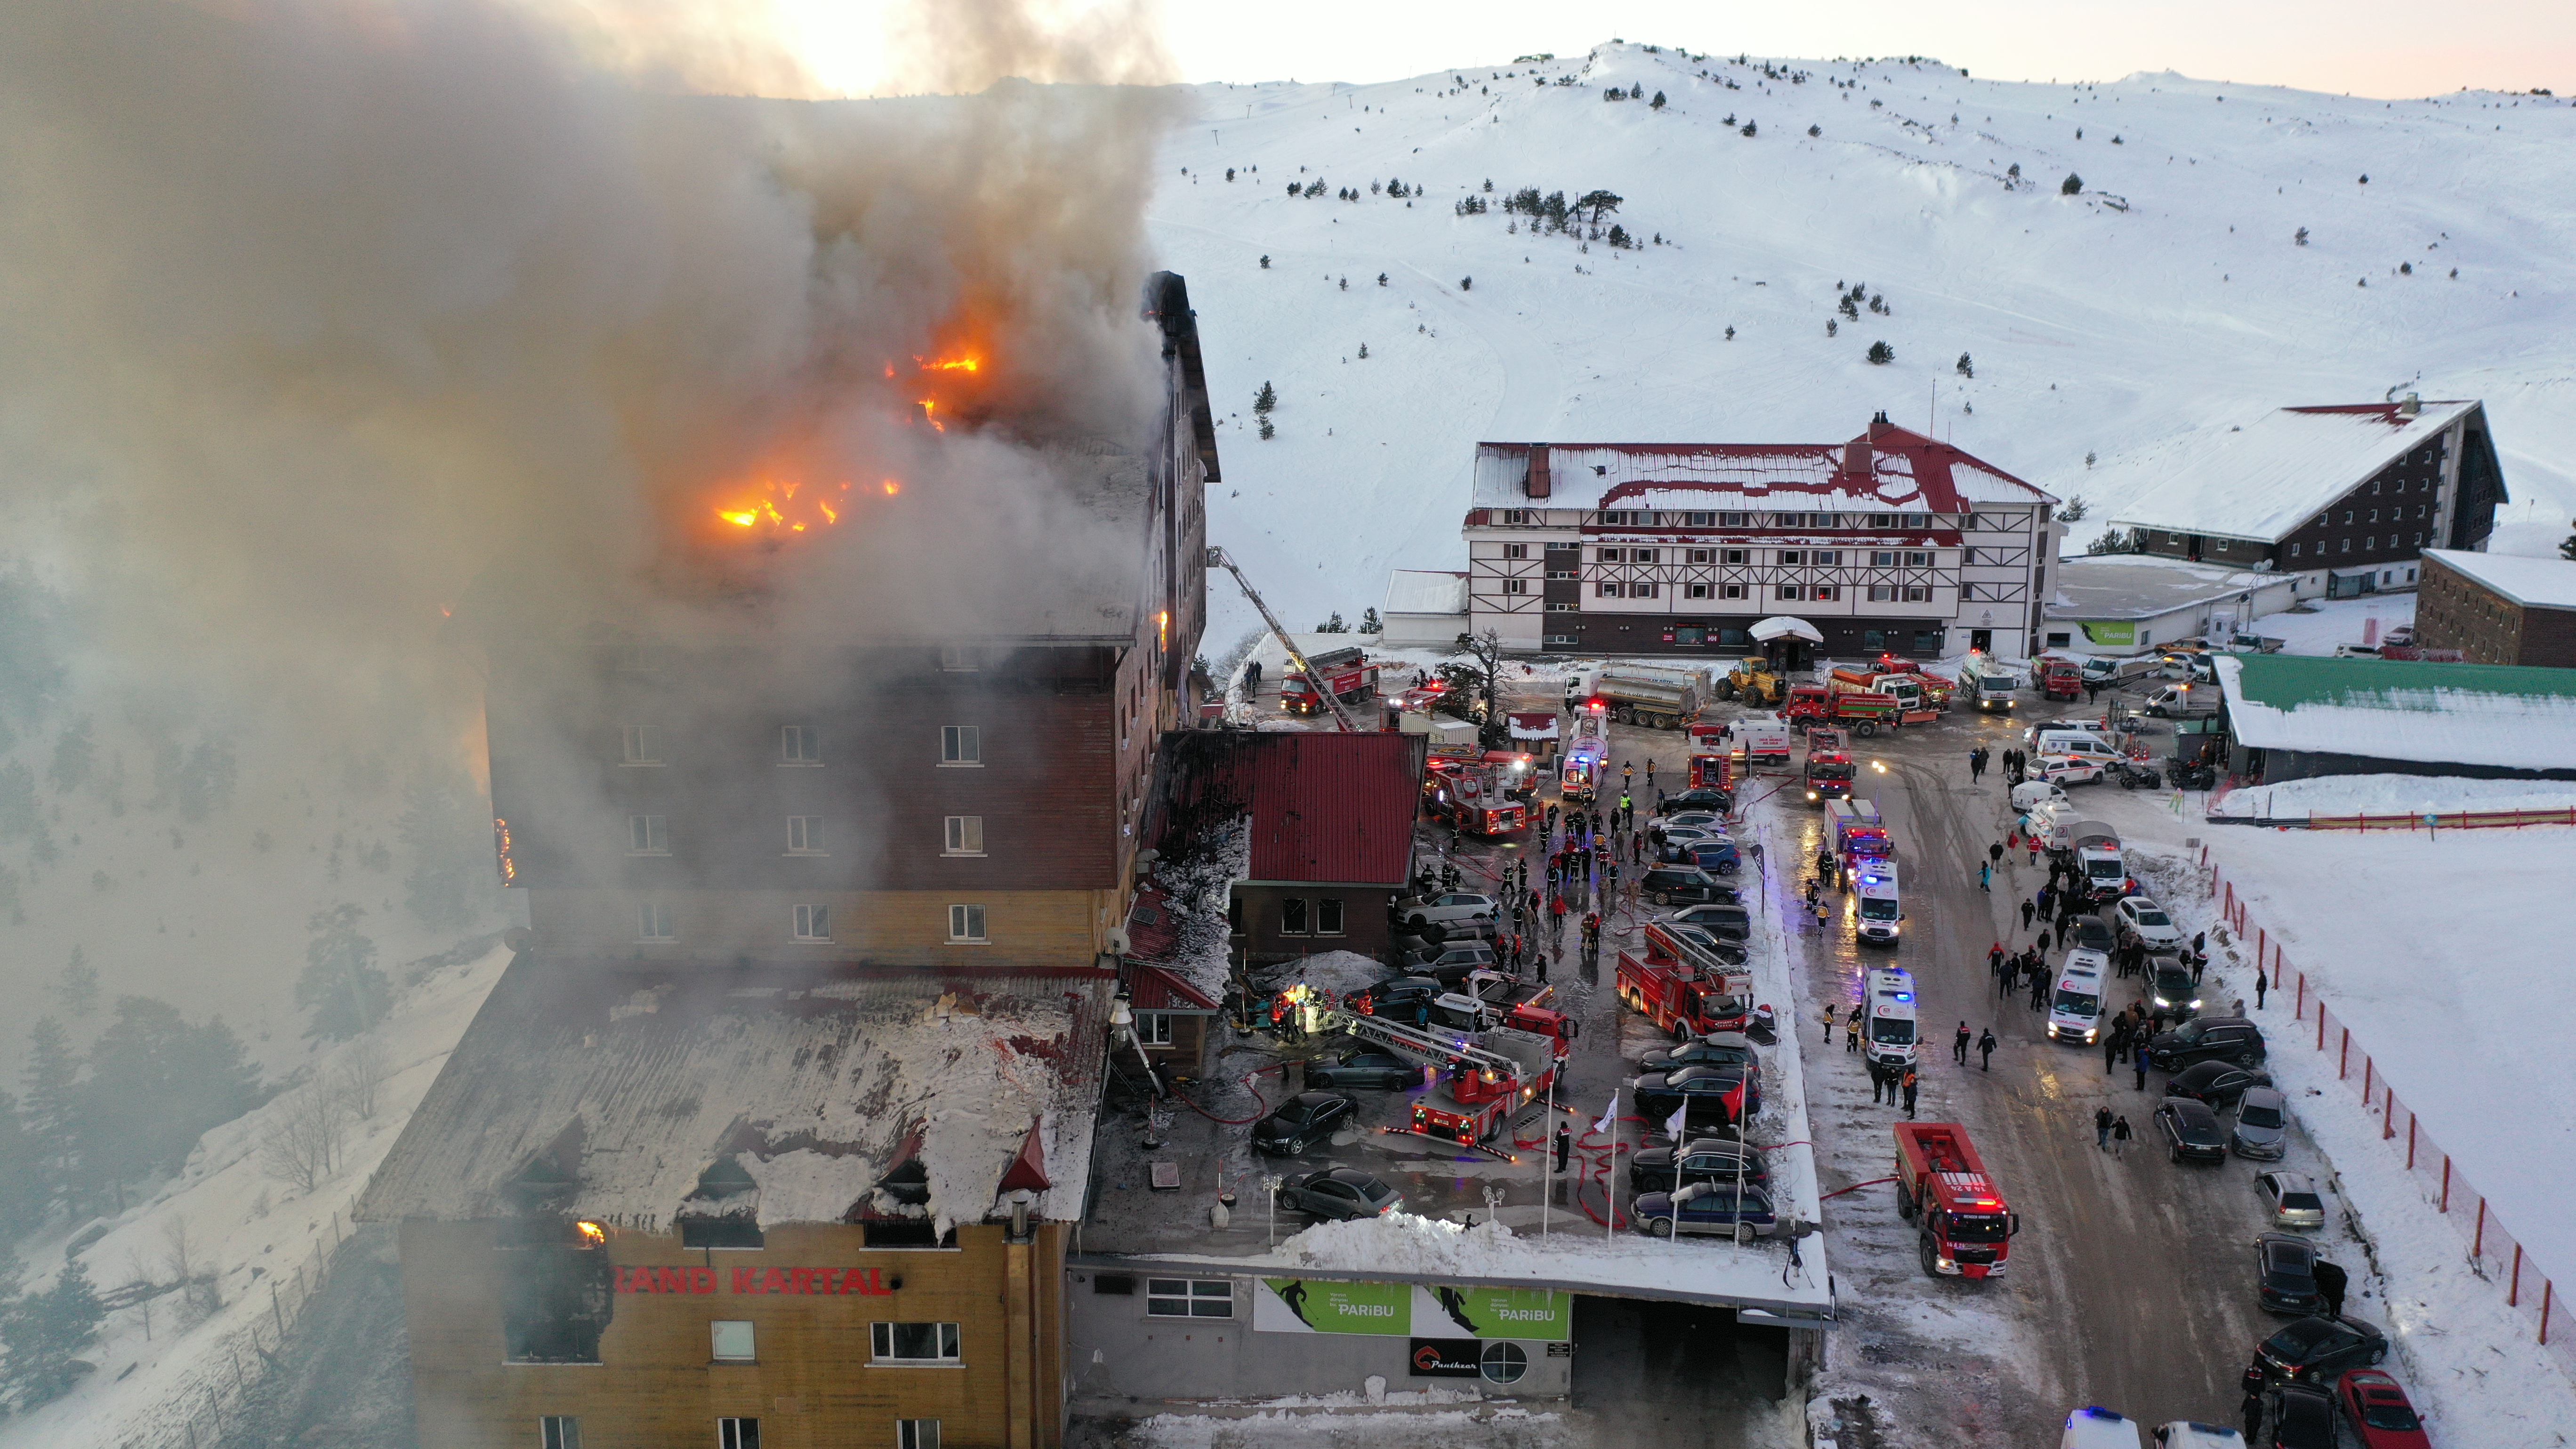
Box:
1592 696 2335 1443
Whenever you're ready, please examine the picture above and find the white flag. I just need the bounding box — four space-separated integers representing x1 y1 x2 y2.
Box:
1593 1091 1619 1136
1665 1103 1689 1142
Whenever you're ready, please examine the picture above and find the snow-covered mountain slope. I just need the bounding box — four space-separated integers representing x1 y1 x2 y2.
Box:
1146 44 2576 645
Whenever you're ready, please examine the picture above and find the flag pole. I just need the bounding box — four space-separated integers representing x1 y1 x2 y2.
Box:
1541 1073 1554 1239
1605 1094 1618 1243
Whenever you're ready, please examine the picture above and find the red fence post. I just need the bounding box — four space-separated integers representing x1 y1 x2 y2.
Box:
2339 1028 2350 1079
2475 1198 2487 1258
2383 1086 2395 1140
2440 1157 2452 1212
2545 1280 2555 1346
2363 1056 2374 1101
2406 1114 2416 1168
2296 973 2307 1020
2511 1244 2523 1307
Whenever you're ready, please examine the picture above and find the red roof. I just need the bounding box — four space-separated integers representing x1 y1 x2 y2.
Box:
996 1124 1052 1193
1160 731 1427 886
1127 962 1220 1012
1122 882 1182 962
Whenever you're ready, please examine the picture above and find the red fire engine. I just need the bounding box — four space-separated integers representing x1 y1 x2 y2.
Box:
1425 755 1530 837
1617 925 1753 1038
1892 1122 2020 1280
1406 1027 1559 1147
1281 645 1380 716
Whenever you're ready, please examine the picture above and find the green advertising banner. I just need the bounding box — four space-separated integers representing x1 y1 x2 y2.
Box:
1412 1285 1572 1341
1254 1278 1410 1335
2078 621 2137 646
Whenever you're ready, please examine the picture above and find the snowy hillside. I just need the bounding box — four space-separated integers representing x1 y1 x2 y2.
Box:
1145 44 2576 646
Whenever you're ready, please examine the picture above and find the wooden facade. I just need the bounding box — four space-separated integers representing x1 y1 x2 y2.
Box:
399 1219 1067 1449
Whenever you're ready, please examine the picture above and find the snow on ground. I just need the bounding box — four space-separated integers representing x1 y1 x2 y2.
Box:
0 942 512 1449
2058 783 2576 1438
2259 595 2418 656
1103 1405 1571 1449
2210 770 2576 820
1149 46 2576 646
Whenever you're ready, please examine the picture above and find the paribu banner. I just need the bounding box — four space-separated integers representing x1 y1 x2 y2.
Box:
1254 1280 1568 1341
2078 621 2137 646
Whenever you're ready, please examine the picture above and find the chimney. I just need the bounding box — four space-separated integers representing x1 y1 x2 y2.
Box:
1843 435 1874 478
1525 444 1552 499
2397 393 2421 419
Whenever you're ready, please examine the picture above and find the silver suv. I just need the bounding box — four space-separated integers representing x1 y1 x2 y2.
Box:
2232 1087 2289 1159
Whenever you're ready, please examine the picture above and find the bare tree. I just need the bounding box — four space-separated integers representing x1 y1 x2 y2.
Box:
162 1214 221 1325
335 1035 392 1121
258 1085 348 1194
1448 628 1508 736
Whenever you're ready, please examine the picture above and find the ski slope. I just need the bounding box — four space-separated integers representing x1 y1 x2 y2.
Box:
1146 43 2576 648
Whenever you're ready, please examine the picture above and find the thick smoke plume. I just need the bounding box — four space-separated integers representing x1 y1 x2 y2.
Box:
0 0 1188 709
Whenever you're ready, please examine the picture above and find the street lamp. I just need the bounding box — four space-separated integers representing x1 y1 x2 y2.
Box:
1262 1174 1283 1247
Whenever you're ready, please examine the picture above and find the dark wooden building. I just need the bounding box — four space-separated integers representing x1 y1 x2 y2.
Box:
2417 549 2576 668
2106 398 2507 599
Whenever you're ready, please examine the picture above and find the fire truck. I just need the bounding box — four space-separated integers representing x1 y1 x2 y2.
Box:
2035 655 2085 702
1316 1001 1557 1150
1783 682 1899 737
1618 925 1754 1039
1425 755 1532 837
1892 1122 2020 1280
1870 654 1953 710
1827 667 1939 726
1803 749 1857 804
1281 645 1380 716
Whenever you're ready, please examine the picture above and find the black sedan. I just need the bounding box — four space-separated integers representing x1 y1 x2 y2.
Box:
2166 1059 2273 1110
1637 1033 1760 1078
2254 1232 2327 1316
2256 1315 2389 1385
2149 960 2204 1018
1304 1050 1420 1091
2067 917 2115 954
1275 1167 1401 1220
2270 1383 2339 1449
1633 1064 1759 1124
2153 1097 2228 1163
1628 1138 1769 1195
1353 978 1444 1019
1657 787 1732 816
1251 1091 1358 1155
1672 905 1752 942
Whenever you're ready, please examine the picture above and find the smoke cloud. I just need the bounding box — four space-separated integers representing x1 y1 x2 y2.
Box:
0 0 1189 711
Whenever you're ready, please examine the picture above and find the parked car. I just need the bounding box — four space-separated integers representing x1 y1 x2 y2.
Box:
2154 1097 2228 1163
1632 1181 1779 1239
1657 787 1733 816
2266 1384 2337 1449
1658 920 1749 965
1650 811 1728 841
2254 1233 2326 1316
2149 1016 2267 1071
2334 1369 2430 1449
1653 823 1725 849
1274 1167 1401 1220
2256 1316 2389 1385
1672 838 1743 875
1352 977 1444 1019
1641 866 1730 906
2115 896 2185 950
2232 1088 2291 1159
2166 1059 2272 1110
1397 892 1497 930
1402 943 1497 983
1667 894 1748 920
1628 1138 1769 1195
1638 1032 1760 1078
2151 1421 2245 1448
2149 960 2204 1019
1303 1049 1420 1091
1251 1092 1358 1155
1672 904 1753 941
2256 1171 2329 1231
2067 916 2116 954
1632 1063 1760 1123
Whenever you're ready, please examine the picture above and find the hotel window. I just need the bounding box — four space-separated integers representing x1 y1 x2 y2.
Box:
711 1321 757 1363
898 1423 942 1449
1280 898 1309 934
1634 582 1659 599
2342 511 2355 524
1901 513 1929 528
1596 547 1624 562
1906 550 1930 566
940 725 981 765
1688 548 1713 564
1546 603 1578 613
1631 548 1659 564
718 1420 760 1449
780 725 821 765
620 726 662 766
1684 511 1716 526
792 904 831 942
1136 1013 1174 1046
2290 543 2302 557
1811 551 1840 565
871 1322 964 1365
1503 508 1529 523
1318 898 1345 934
1811 585 1838 601
2340 540 2351 554
638 901 676 942
540 1418 583 1449
2365 536 2375 549
1722 549 1747 565
2368 509 2379 523
629 815 668 855
948 905 988 943
1905 586 1931 603
942 816 982 856
786 815 826 854
1777 585 1803 600
2413 532 2423 546
1777 550 1804 565
1773 512 1803 527
1722 584 1747 600
1868 585 1894 602
1687 584 1712 599
1871 551 1898 566
1503 543 1528 559
1864 630 1887 651
1721 511 1748 526
1597 582 1621 598
1147 1280 1237 1318
1502 579 1529 595
938 645 979 672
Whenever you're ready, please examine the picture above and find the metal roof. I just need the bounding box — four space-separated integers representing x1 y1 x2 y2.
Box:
1160 730 1428 886
1470 420 2051 513
2101 400 2491 543
2216 653 2576 770
2421 548 2576 611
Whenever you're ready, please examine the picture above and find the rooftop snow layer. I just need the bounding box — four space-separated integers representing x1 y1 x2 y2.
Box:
357 957 1111 1233
1470 423 2049 515
1383 568 1469 615
2422 547 2576 611
2048 555 2281 621
2214 652 2576 770
2101 401 2484 543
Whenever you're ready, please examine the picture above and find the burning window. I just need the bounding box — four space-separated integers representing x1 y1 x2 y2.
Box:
780 726 821 765
938 645 980 672
498 1223 612 1364
1811 586 1837 601
791 905 831 942
940 725 981 765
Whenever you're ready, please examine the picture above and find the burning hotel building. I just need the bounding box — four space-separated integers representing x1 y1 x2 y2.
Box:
358 274 1221 1449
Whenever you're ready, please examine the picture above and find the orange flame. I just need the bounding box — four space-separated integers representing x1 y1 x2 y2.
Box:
575 1220 606 1245
916 353 982 373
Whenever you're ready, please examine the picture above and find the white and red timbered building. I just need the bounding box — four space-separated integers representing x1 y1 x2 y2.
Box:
1462 414 2061 662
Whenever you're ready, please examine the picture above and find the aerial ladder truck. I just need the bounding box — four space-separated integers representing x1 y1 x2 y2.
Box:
1206 546 1361 733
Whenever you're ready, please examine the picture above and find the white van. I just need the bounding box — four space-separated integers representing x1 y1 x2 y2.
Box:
2142 684 2220 719
1852 856 1902 945
2028 728 2122 762
2060 1407 2144 1449
2150 1422 2245 1448
2047 950 2110 1044
2011 779 2072 813
2025 799 2081 853
1863 968 1919 1069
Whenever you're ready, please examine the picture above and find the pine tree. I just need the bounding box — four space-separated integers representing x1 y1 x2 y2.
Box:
1956 352 1974 378
1723 326 1735 340
2060 495 2090 522
1867 340 1894 365
1377 272 1388 286
1258 418 1275 441
1607 224 1629 249
1260 255 1271 269
2 1259 105 1410
80 996 262 1187
2294 227 2309 246
1360 609 1383 634
21 1018 78 1192
1826 320 1838 337
1338 276 1349 291
1741 121 1757 137
51 950 97 1017
1317 612 1349 633
297 903 388 1041
1357 343 1369 359
1651 91 1667 109
1253 381 1277 415
1225 168 1234 181
0 1091 45 1241
2061 173 2084 195
1460 276 1473 291
1839 294 1860 321
2559 520 2576 563
1808 123 1821 137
